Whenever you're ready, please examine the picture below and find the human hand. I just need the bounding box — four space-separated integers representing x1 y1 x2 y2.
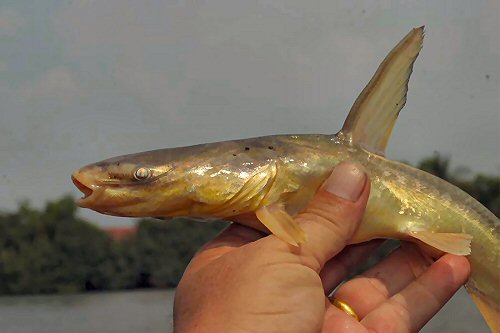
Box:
173 162 470 333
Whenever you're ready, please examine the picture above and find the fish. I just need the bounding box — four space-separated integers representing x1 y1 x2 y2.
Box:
72 27 499 332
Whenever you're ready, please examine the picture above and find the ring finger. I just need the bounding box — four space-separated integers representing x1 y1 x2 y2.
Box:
332 242 432 319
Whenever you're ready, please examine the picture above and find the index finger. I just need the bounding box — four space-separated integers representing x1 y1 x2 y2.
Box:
188 223 265 271
200 223 266 252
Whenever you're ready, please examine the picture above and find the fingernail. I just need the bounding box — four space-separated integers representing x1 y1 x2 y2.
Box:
325 162 366 202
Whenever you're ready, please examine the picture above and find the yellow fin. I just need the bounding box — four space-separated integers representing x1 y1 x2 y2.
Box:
410 231 472 255
341 26 424 155
255 203 306 246
470 292 500 333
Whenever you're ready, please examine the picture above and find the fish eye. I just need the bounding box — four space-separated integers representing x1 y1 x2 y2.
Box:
133 167 152 181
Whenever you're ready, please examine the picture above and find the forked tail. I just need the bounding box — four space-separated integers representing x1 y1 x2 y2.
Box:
468 290 500 333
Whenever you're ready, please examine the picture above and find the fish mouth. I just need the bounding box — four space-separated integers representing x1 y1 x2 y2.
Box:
72 175 93 198
72 173 101 207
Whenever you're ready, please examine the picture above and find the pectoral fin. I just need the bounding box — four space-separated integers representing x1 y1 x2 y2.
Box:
410 230 472 255
255 203 306 246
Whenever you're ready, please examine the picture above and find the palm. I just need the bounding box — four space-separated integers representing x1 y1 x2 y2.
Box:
175 232 326 332
174 225 469 333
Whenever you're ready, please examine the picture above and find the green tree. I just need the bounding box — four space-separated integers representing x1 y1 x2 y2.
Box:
0 196 119 294
418 153 453 180
127 218 227 288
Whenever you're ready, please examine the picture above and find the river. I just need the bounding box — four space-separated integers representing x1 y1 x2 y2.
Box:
0 288 489 332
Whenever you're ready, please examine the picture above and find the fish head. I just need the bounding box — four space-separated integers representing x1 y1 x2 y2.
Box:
71 148 199 217
71 143 270 218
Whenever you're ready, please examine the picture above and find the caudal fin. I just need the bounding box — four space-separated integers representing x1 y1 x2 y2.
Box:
469 292 500 333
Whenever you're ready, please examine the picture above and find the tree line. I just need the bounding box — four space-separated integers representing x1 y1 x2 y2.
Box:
0 155 498 295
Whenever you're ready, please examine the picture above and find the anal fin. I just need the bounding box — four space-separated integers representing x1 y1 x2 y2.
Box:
255 203 306 246
410 231 472 255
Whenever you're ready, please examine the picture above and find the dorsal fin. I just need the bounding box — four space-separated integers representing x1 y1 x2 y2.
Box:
341 26 424 155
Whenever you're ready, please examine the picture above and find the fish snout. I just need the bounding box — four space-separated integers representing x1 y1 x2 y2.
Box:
72 173 92 197
71 169 103 207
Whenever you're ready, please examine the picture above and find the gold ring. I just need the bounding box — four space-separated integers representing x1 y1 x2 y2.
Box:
329 297 359 321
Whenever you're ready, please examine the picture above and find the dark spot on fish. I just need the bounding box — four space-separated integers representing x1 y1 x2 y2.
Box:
396 103 399 106
245 147 250 151
268 146 274 150
233 153 237 156
485 74 490 79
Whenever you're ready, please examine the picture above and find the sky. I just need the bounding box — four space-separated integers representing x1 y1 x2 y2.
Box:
0 0 499 226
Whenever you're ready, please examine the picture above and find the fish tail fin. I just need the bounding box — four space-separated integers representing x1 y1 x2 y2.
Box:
469 291 500 333
340 26 424 155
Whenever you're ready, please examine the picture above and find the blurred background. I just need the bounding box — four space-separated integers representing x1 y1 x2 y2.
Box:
0 1 498 332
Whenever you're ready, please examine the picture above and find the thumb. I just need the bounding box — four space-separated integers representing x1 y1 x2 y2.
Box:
288 161 370 272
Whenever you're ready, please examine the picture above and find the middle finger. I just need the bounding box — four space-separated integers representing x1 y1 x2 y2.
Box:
321 240 383 293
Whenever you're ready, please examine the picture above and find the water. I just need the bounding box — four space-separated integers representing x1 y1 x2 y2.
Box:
0 290 174 333
0 288 489 332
